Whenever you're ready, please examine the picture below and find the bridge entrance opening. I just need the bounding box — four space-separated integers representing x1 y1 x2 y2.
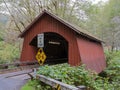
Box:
30 32 68 64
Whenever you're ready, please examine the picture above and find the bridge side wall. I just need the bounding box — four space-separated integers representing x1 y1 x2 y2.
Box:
20 14 81 65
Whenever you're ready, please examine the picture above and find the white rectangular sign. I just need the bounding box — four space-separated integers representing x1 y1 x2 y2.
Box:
37 33 44 48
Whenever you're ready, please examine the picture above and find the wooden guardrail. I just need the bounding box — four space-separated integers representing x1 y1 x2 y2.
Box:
0 61 39 74
0 61 38 69
28 68 86 90
1 69 33 78
0 58 67 69
0 61 87 90
36 74 86 90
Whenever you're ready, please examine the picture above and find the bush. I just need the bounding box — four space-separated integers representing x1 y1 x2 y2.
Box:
36 64 113 90
104 51 120 89
23 51 120 90
0 41 20 64
0 30 4 41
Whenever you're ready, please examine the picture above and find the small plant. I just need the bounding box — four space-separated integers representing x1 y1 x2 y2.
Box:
22 79 52 90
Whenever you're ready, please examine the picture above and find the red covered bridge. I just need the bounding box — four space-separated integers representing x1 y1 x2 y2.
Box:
19 10 106 73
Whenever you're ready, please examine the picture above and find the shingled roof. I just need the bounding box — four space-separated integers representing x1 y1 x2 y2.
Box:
19 10 102 42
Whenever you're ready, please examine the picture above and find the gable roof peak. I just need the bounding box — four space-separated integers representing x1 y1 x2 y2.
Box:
19 10 103 42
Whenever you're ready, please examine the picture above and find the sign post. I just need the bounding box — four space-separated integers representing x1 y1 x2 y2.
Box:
37 33 44 48
36 33 47 65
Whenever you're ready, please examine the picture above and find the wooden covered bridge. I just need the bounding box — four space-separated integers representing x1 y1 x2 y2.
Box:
19 10 106 73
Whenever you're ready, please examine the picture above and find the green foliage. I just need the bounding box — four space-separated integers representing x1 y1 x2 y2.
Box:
21 82 34 90
0 33 4 41
36 64 112 90
0 41 20 64
22 79 52 90
21 80 38 90
104 51 120 89
0 23 4 41
23 51 120 90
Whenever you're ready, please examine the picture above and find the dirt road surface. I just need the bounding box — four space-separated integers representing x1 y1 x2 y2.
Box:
0 70 32 90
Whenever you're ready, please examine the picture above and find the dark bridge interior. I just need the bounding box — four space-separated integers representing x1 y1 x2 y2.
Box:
29 32 68 64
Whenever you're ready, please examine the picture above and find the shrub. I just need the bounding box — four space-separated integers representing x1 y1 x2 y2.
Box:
104 51 120 89
23 51 120 90
0 41 20 64
36 64 113 90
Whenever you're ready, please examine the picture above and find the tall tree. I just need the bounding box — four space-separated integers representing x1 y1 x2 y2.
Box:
2 0 93 43
101 0 120 51
84 0 120 51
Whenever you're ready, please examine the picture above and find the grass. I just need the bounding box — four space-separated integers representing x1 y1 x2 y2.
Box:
21 83 34 90
21 80 41 90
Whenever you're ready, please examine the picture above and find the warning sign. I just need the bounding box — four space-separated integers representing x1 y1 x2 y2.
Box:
36 48 46 65
55 84 61 90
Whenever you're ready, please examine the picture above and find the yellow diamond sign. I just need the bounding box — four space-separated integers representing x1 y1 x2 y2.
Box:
36 48 46 65
55 84 61 90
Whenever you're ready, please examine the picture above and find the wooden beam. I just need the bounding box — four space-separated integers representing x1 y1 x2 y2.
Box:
36 74 85 90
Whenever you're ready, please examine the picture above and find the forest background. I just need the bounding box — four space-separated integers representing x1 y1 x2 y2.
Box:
0 0 120 63
0 0 120 89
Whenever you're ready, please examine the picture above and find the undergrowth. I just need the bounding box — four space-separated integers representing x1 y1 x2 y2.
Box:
22 51 120 90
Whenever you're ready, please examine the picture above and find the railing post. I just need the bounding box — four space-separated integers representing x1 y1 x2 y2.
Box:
33 68 37 78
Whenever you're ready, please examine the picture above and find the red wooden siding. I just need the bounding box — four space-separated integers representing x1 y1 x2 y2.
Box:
20 10 106 73
20 14 81 65
77 36 106 73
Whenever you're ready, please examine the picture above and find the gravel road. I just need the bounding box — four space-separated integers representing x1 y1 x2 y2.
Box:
0 70 31 90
